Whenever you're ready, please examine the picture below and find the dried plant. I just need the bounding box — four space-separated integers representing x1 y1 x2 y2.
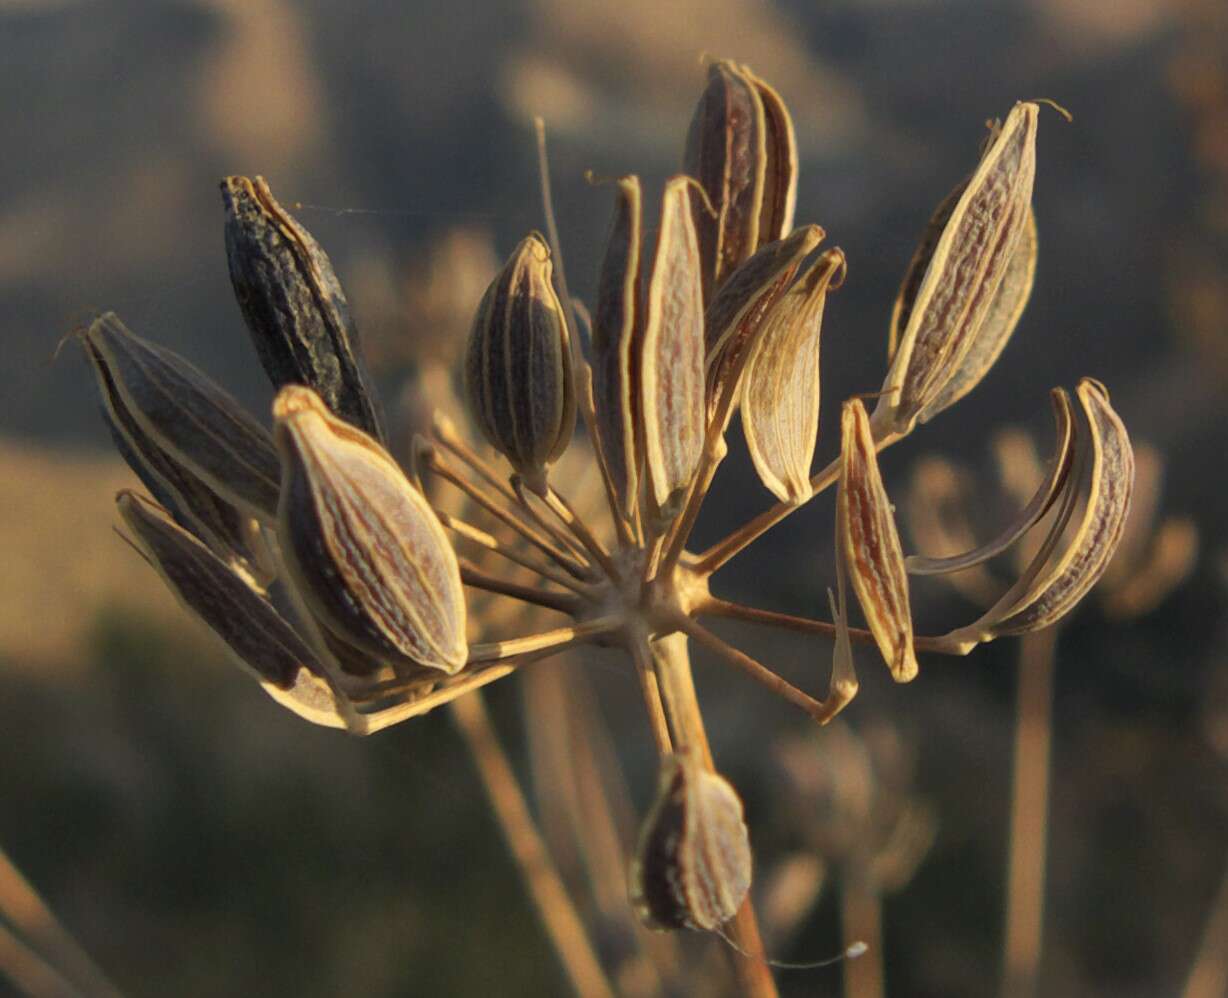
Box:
75 59 1138 994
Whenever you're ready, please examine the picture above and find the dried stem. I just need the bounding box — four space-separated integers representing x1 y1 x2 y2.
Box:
0 920 83 998
438 510 595 596
675 615 839 723
450 692 616 998
840 876 885 998
629 634 674 756
650 633 779 998
695 430 905 576
427 450 592 578
1183 848 1228 998
543 486 620 581
468 615 622 664
1002 626 1059 998
0 844 123 998
460 559 579 615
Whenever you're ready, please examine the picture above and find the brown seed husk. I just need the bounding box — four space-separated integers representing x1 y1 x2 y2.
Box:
704 224 824 427
877 103 1040 434
905 386 1075 576
116 490 351 729
591 176 644 522
742 248 846 504
837 398 918 682
84 335 273 584
84 312 281 522
463 233 576 494
641 177 707 522
630 753 752 932
684 60 767 301
972 378 1134 638
222 175 387 441
274 386 467 674
746 67 798 247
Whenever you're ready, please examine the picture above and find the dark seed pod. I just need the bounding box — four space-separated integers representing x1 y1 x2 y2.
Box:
116 490 352 730
84 312 281 523
273 386 467 675
222 175 387 441
630 753 752 932
463 233 576 495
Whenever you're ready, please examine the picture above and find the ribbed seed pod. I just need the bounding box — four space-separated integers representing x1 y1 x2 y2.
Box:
877 102 1040 435
630 753 752 932
837 397 918 682
222 175 387 441
83 312 281 522
273 386 467 675
463 234 576 495
591 176 644 522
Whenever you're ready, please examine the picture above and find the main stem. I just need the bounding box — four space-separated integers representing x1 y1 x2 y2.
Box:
651 633 779 998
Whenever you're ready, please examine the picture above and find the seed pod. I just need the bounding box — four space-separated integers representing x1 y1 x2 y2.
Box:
116 490 351 730
968 379 1134 639
630 753 752 932
640 177 707 522
591 176 643 522
876 102 1040 435
84 312 281 522
463 233 576 495
704 225 824 426
837 398 918 682
273 385 467 674
684 61 766 301
742 248 846 504
83 334 273 584
684 62 798 301
221 175 387 441
906 387 1076 576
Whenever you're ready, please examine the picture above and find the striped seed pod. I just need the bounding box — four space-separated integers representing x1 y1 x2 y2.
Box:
630 753 752 932
273 385 467 675
591 176 644 522
116 490 350 730
463 233 576 496
83 312 281 523
684 61 798 302
837 397 918 682
222 175 387 441
640 177 707 523
877 102 1040 435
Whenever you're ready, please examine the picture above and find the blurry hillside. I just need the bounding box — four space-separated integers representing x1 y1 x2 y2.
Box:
2 1 1227 996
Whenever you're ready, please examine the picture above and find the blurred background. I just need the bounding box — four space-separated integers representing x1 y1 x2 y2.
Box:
2 0 1227 995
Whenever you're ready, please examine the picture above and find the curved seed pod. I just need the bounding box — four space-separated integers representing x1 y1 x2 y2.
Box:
273 386 467 674
742 248 845 505
876 102 1040 435
641 177 707 522
463 233 576 496
222 176 387 441
684 60 767 301
906 387 1075 576
591 176 643 522
116 490 351 730
83 336 273 584
704 224 824 425
971 379 1134 638
837 398 918 682
630 753 752 932
918 207 1038 423
84 312 281 522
